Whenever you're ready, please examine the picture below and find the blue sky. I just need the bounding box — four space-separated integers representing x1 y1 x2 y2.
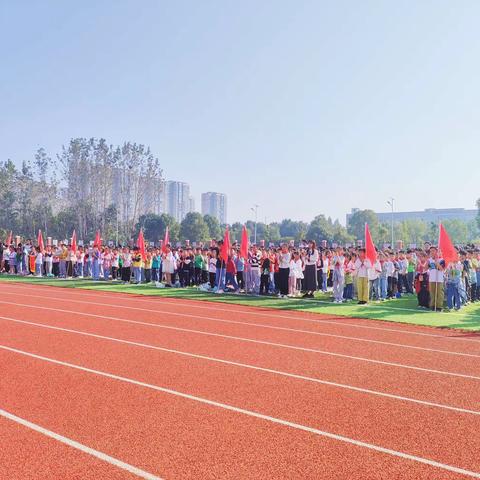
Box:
1 1 480 224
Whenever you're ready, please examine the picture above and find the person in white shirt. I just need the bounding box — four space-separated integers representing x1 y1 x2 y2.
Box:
354 248 372 304
428 246 445 311
368 259 382 301
332 247 345 303
35 250 43 277
288 251 303 297
162 246 175 286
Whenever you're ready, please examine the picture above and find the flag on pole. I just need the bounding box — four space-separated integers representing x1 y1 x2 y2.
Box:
6 230 12 246
37 229 45 252
220 226 231 262
71 230 77 253
240 225 249 259
93 231 101 248
438 223 458 265
365 223 377 264
162 226 169 253
137 229 146 260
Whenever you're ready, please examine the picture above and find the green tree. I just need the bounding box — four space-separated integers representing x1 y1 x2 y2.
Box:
306 215 334 244
180 212 210 243
467 220 479 242
50 207 78 241
203 214 222 240
230 222 244 243
332 220 354 245
279 219 308 241
0 160 19 233
442 219 468 244
135 213 180 244
265 223 281 244
347 209 378 240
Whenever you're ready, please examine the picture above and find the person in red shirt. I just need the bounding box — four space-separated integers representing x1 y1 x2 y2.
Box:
225 249 239 292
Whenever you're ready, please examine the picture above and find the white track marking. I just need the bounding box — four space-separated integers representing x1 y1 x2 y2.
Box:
1 315 478 416
0 297 477 359
0 408 162 480
3 282 480 343
0 311 478 381
2 344 480 479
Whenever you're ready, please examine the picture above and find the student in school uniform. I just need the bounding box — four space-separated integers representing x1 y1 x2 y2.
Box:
120 247 132 284
259 250 271 295
35 247 43 277
208 249 217 288
277 243 291 298
132 247 143 284
332 247 345 303
428 247 445 311
303 241 318 298
354 248 372 304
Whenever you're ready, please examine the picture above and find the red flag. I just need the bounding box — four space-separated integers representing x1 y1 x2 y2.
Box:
137 229 146 260
240 225 249 259
93 230 101 248
71 230 77 253
220 226 231 262
6 230 12 246
365 223 377 265
438 223 458 265
162 226 169 253
37 229 45 252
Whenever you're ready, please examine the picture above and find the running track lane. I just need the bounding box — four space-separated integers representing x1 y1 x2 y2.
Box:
0 348 477 480
1 293 479 377
2 282 480 353
1 318 480 475
0 283 480 354
0 415 142 480
2 303 480 411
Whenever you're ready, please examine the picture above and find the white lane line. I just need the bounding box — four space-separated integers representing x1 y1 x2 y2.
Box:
3 282 480 343
0 296 477 359
0 408 162 480
0 311 478 381
1 315 478 416
2 344 480 479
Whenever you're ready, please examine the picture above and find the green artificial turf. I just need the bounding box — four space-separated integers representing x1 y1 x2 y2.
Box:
1 275 479 331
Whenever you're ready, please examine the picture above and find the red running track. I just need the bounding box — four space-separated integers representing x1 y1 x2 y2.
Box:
1 281 480 479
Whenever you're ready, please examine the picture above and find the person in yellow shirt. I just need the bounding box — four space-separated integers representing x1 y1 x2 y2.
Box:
132 247 143 284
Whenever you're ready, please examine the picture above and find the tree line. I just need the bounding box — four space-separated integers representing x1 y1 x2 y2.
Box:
1 138 479 246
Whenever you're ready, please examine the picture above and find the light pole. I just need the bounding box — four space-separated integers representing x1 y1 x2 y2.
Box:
251 204 259 244
387 198 395 248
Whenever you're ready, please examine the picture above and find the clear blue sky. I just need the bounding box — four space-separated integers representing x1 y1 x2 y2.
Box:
2 1 480 224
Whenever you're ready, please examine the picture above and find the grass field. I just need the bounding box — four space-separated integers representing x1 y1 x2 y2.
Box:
0 275 479 331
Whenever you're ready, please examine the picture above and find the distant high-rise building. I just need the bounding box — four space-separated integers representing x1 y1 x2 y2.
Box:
201 192 227 224
188 196 195 213
165 181 191 222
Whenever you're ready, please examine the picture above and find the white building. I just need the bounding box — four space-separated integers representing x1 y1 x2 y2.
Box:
165 181 191 222
346 207 477 226
201 192 227 224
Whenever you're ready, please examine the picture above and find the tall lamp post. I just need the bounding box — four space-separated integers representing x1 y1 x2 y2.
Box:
251 204 259 244
387 198 395 248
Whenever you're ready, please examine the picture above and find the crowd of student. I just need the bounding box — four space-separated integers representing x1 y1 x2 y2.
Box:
1 238 479 312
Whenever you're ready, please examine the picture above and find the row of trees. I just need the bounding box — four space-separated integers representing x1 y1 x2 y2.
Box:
132 210 480 247
0 138 162 243
1 139 479 246
347 209 480 246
